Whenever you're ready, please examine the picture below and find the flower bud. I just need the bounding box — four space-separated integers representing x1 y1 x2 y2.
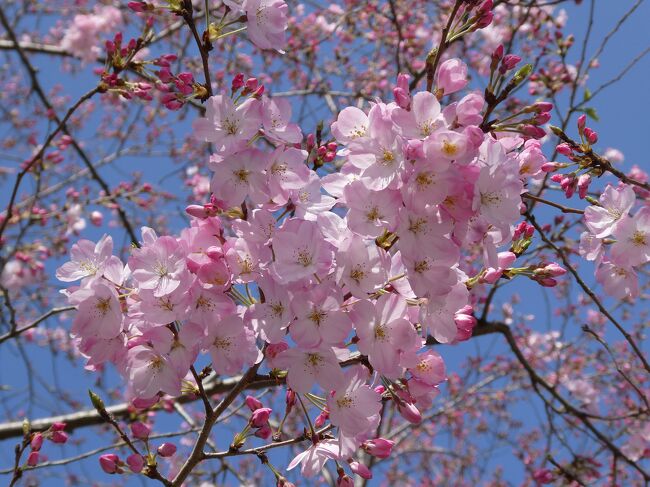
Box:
157 442 176 457
285 389 296 411
349 461 372 479
532 101 553 113
245 395 263 411
132 396 159 410
27 451 40 467
99 453 120 474
482 268 502 284
584 127 598 144
436 58 468 95
521 125 546 139
393 87 411 110
544 263 567 277
50 431 68 444
30 433 44 451
90 210 103 226
231 73 245 91
254 423 272 439
363 438 395 458
130 421 150 440
577 114 587 134
126 454 144 473
397 401 422 424
314 409 329 428
250 407 272 427
577 174 591 199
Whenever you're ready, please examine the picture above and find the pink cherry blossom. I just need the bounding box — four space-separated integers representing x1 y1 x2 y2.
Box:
391 91 442 139
436 58 469 95
584 184 635 238
204 314 261 375
335 234 390 298
274 344 346 393
327 366 381 436
261 96 302 143
129 232 189 297
350 293 421 378
610 207 650 266
192 95 261 154
270 219 333 283
245 0 289 52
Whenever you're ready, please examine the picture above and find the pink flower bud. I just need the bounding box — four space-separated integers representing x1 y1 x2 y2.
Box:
51 422 66 432
533 469 555 483
533 101 553 113
454 312 477 337
577 174 591 199
541 162 559 173
185 204 209 219
30 433 44 451
393 87 411 109
128 2 146 13
584 127 598 144
27 451 40 467
306 133 315 151
500 54 521 73
285 389 296 410
521 125 546 139
50 431 68 444
130 421 150 440
132 396 159 409
314 410 329 428
126 454 144 473
537 277 557 287
254 423 272 439
492 44 504 62
244 77 258 92
231 73 245 91
478 0 493 13
436 58 468 95
363 438 395 458
326 142 337 151
482 268 502 284
245 395 263 411
544 263 567 277
90 210 103 226
374 385 386 394
323 151 336 162
397 401 421 424
498 251 517 268
533 112 551 124
524 224 534 238
157 442 176 457
99 453 120 474
250 407 272 427
477 10 493 28
577 114 586 134
550 173 564 183
349 461 372 479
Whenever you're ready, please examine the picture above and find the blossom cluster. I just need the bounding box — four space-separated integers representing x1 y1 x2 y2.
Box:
54 55 561 477
581 183 649 298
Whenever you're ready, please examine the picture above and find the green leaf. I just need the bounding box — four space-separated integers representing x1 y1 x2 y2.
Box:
583 88 592 101
583 107 599 121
